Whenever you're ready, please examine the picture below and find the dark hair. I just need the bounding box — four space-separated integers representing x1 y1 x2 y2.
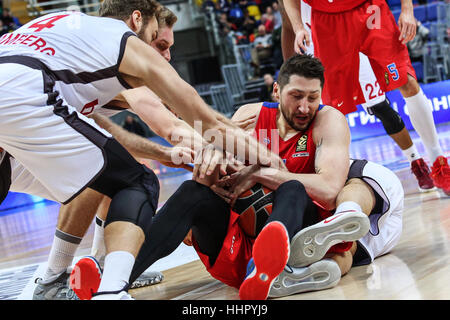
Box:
158 6 177 28
99 0 161 25
277 54 325 89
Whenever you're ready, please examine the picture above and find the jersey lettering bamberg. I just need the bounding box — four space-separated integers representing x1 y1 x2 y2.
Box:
0 12 136 115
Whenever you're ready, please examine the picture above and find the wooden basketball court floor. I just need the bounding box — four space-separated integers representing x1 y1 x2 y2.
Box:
0 123 449 300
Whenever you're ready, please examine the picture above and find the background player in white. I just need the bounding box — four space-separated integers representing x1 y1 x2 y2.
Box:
279 0 435 192
0 0 284 300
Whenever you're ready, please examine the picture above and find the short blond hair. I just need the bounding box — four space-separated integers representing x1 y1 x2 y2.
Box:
99 0 161 25
157 6 177 28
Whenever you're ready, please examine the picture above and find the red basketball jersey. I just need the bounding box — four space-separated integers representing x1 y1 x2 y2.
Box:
253 102 318 174
304 0 367 13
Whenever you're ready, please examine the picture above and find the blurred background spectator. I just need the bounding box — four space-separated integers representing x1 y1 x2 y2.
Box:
0 19 7 37
407 19 430 62
1 7 21 31
258 73 275 102
251 24 273 76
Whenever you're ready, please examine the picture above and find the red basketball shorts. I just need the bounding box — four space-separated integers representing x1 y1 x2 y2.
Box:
193 206 352 289
193 210 254 289
311 0 416 114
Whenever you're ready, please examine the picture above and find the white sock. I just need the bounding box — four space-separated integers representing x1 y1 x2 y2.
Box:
404 89 443 163
43 230 81 282
97 251 135 293
335 201 362 215
402 144 422 163
90 216 106 268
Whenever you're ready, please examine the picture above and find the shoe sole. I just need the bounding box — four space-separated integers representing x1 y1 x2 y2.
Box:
239 221 290 300
69 256 102 300
268 259 341 298
288 211 370 267
130 271 164 289
418 186 437 193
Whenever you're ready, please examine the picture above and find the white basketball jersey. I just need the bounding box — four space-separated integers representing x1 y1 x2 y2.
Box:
0 11 136 114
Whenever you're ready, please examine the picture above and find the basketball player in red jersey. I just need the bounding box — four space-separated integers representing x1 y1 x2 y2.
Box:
61 54 402 300
283 0 450 195
185 54 403 299
120 54 401 300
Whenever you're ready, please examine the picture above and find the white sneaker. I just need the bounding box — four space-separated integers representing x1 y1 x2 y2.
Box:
91 290 134 300
289 210 370 267
268 259 341 298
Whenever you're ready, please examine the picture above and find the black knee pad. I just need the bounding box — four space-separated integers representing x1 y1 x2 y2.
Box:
106 185 157 235
105 167 159 235
275 180 308 203
277 180 306 194
367 99 405 135
0 153 11 206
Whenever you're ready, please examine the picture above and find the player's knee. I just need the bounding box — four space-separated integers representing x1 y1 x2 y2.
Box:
276 180 307 200
368 99 405 135
106 185 156 235
278 180 306 193
178 180 210 197
399 75 420 97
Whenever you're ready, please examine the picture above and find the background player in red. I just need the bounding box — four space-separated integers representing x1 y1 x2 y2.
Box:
294 0 435 193
283 0 449 195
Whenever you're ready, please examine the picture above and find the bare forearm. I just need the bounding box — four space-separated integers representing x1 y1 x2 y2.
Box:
255 167 344 210
91 113 168 161
401 0 413 12
284 0 305 33
120 37 282 167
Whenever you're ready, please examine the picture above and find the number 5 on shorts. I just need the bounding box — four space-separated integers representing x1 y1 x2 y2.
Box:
387 63 399 81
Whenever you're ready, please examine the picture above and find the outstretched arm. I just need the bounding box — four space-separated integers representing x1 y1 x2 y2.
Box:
90 113 194 171
118 36 284 169
283 0 311 54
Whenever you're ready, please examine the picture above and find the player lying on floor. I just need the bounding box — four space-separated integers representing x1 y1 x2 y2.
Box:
71 54 404 300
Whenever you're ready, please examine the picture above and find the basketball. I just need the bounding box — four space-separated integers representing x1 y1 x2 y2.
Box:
232 183 274 238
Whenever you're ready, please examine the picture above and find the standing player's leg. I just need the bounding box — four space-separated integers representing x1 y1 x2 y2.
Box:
360 0 449 194
34 188 104 300
359 53 435 191
0 64 159 301
398 75 449 195
5 157 98 300
85 194 164 290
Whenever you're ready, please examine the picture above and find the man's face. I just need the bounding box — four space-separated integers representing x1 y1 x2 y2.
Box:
137 15 159 46
150 25 174 62
275 75 322 131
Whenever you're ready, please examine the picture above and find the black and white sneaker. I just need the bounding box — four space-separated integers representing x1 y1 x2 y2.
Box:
269 259 341 298
289 210 370 267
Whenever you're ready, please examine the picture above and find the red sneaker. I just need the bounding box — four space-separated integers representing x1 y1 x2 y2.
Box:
69 256 102 300
430 156 450 196
411 158 435 192
239 221 290 300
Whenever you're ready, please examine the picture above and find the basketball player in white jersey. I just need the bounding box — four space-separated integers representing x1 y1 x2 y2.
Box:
278 0 436 193
30 7 189 300
0 0 284 300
